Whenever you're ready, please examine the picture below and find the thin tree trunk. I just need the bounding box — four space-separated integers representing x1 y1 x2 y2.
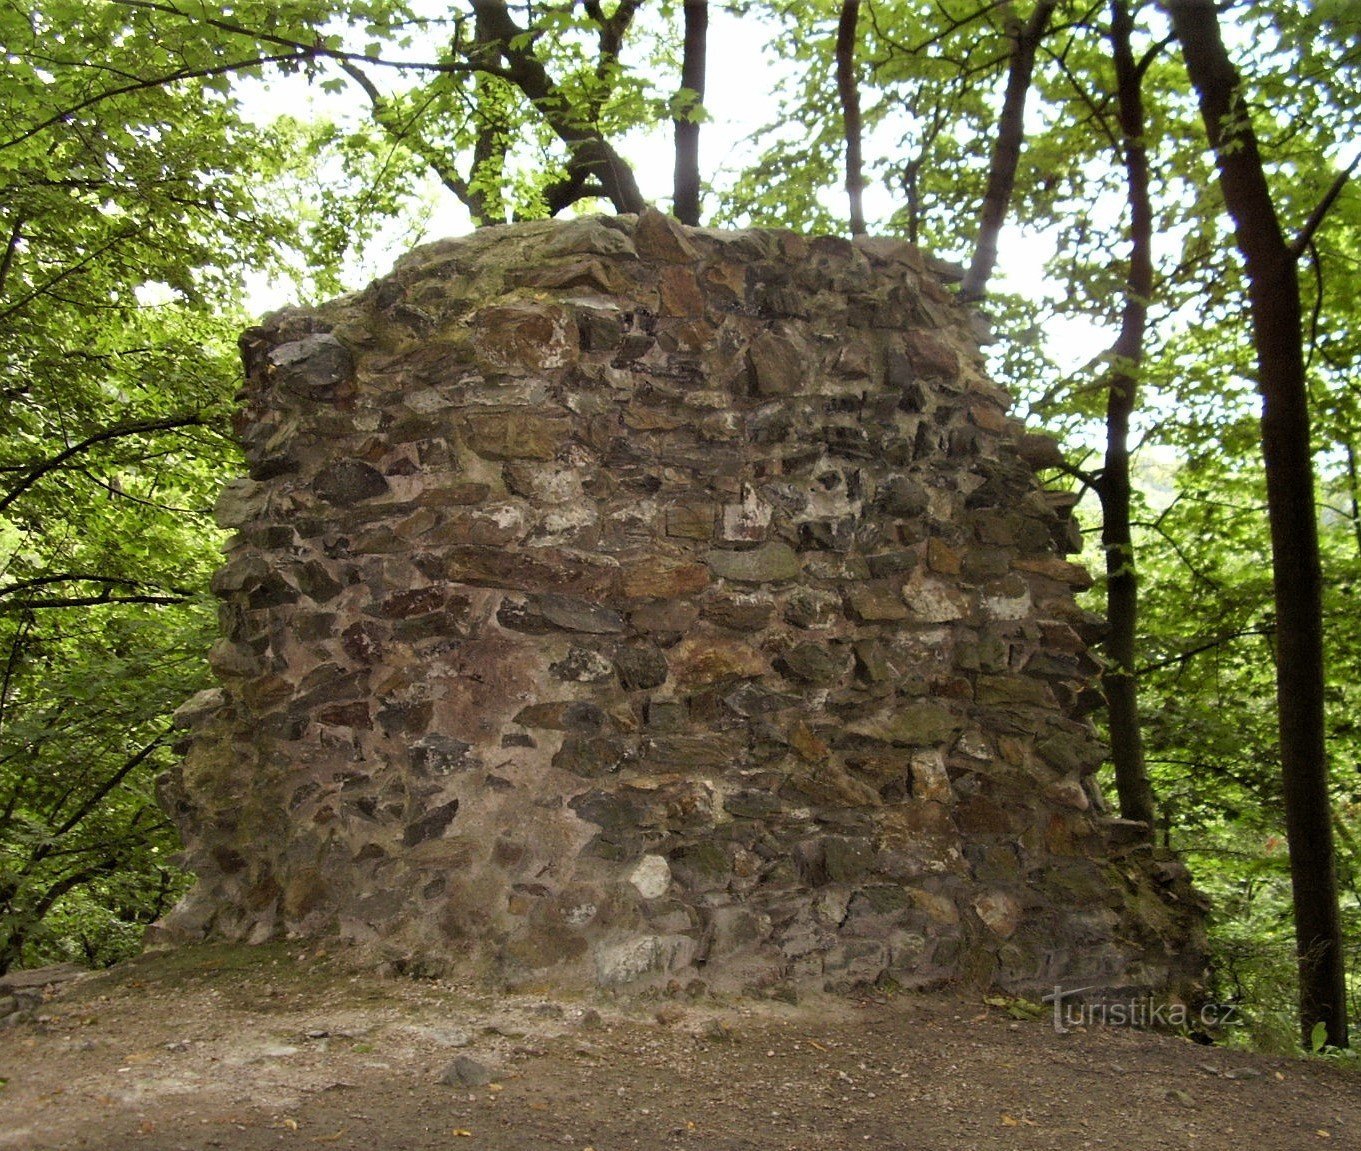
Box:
1100 0 1156 831
673 0 707 225
959 0 1058 301
835 0 867 236
468 3 508 226
1165 0 1348 1050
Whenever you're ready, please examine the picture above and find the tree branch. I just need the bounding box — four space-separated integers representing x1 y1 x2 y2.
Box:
337 60 481 212
0 594 193 611
0 574 192 601
0 217 22 300
469 0 645 215
0 415 208 515
1289 150 1361 261
1 51 318 152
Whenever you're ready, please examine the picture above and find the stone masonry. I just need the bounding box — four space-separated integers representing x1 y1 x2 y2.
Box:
159 210 1205 998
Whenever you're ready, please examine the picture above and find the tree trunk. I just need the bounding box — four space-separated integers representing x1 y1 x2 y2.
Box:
1165 0 1348 1050
835 0 867 236
673 0 707 225
1100 0 1156 831
959 0 1058 301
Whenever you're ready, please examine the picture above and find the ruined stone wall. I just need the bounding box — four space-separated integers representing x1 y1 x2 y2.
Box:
160 210 1204 997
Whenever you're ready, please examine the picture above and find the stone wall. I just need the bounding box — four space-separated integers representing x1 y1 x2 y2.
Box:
159 210 1205 998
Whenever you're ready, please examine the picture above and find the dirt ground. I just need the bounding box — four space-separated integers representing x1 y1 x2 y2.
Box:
1 944 1356 1151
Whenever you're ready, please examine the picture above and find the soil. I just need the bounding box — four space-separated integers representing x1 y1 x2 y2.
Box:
1 944 1355 1151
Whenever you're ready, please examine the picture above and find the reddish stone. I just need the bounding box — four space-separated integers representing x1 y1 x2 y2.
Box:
903 329 959 380
659 266 705 317
618 556 711 599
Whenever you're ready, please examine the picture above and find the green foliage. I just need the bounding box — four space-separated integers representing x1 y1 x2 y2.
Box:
0 0 303 971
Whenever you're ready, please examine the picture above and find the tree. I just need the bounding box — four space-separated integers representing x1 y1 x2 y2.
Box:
1163 0 1353 1050
0 0 304 970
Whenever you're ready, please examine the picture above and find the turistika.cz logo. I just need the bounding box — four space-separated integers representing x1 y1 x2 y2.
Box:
1042 985 1241 1032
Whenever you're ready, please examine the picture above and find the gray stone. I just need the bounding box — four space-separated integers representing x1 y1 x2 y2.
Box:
847 703 962 746
550 647 616 683
312 460 389 505
613 645 669 691
775 642 849 686
404 799 460 847
706 543 800 584
539 595 626 634
268 333 353 394
439 1055 496 1088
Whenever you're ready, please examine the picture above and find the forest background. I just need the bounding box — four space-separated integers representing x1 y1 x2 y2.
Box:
1 0 1358 1053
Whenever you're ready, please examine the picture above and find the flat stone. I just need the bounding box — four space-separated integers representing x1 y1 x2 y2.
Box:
473 303 575 373
902 571 968 622
706 543 800 584
909 749 955 804
514 701 607 732
927 537 963 574
268 333 353 394
702 592 775 632
665 502 714 540
410 735 474 775
444 546 616 597
543 217 638 259
747 331 807 396
783 588 841 629
847 702 962 746
439 1055 496 1088
775 642 849 686
659 265 705 316
1013 555 1095 589
613 645 669 691
629 854 673 899
554 735 634 779
538 595 626 634
643 734 744 770
403 799 460 847
618 556 711 598
550 647 616 683
213 479 268 528
669 636 767 685
976 675 1054 709
0 963 88 992
462 412 569 460
843 581 909 622
903 328 958 380
719 488 773 542
972 890 1022 938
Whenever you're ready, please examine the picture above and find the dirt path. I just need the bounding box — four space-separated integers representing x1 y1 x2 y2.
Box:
1 945 1355 1150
